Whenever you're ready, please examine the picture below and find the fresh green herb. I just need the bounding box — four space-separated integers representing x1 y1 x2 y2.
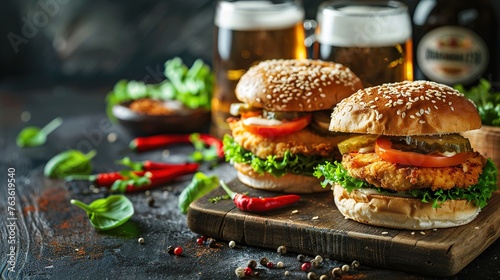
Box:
314 159 498 208
178 172 219 214
208 194 231 203
223 134 330 177
44 150 96 179
106 57 214 121
110 170 151 193
70 195 134 230
16 117 62 147
189 133 219 163
455 79 500 126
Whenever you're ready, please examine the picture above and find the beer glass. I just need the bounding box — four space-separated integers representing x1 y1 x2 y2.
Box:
314 0 413 87
211 0 307 138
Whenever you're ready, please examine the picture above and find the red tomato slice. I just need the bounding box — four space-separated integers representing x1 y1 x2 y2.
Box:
374 137 467 167
242 114 312 137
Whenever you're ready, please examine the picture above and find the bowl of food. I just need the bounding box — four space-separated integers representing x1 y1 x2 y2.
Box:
112 99 210 136
107 57 213 136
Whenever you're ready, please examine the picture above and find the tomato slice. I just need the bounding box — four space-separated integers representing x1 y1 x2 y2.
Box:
242 114 312 137
374 137 467 167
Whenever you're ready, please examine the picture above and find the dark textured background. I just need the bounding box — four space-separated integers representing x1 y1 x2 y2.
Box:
0 0 499 87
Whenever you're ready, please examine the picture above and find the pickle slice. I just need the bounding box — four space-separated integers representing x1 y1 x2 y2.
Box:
395 134 472 154
338 135 379 154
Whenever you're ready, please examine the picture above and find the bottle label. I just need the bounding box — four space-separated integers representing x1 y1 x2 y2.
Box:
417 26 489 85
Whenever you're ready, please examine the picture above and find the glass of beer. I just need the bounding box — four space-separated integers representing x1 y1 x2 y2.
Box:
313 0 413 87
211 0 308 138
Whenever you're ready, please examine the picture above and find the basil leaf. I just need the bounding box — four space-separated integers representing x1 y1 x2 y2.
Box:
16 117 62 147
44 150 96 178
70 195 134 230
178 172 219 214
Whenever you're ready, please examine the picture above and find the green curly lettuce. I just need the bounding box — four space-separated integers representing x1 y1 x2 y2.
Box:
223 134 331 178
314 159 498 209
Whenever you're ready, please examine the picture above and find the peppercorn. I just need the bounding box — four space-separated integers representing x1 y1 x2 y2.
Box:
247 259 257 270
297 254 306 262
331 267 342 277
266 261 275 269
284 270 291 276
277 245 287 255
167 245 175 254
147 197 155 207
138 237 145 244
310 259 320 268
229 240 236 248
301 262 312 272
244 267 253 276
342 264 350 273
173 246 183 256
277 261 284 268
351 260 360 269
307 271 317 280
314 255 323 263
260 257 269 266
235 267 246 278
208 238 217 248
319 275 328 280
196 237 205 245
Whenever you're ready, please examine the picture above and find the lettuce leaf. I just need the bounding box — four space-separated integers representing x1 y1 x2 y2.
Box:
314 159 498 209
223 134 331 178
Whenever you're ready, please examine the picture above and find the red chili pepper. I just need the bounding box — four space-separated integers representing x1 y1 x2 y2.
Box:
129 134 191 152
198 134 224 158
65 162 199 189
219 180 301 212
121 163 199 193
65 171 147 187
117 156 197 171
129 133 224 158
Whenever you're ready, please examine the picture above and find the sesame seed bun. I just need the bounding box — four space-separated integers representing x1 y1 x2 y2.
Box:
333 184 480 230
235 59 363 112
329 80 482 136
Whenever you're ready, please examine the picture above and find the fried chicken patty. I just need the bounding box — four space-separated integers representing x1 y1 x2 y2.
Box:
228 118 350 159
343 151 487 191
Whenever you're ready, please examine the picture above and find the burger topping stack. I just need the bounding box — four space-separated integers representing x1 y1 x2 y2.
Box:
315 80 498 230
223 59 363 193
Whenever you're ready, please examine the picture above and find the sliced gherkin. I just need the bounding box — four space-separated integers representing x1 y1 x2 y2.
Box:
338 134 379 154
393 134 472 154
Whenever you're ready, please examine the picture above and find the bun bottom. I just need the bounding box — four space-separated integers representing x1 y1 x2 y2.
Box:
234 163 328 193
333 184 480 230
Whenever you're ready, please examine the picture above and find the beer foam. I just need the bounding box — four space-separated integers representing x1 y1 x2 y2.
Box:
316 4 411 47
215 1 304 30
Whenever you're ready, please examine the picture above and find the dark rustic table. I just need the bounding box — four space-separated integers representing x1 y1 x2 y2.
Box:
1 85 499 280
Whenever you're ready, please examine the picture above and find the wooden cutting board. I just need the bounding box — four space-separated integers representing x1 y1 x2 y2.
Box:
187 178 500 277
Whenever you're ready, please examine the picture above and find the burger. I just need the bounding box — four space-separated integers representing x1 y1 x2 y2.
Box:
223 59 363 193
314 80 498 229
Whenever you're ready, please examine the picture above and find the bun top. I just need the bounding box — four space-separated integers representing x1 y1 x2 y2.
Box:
329 80 482 136
235 59 363 112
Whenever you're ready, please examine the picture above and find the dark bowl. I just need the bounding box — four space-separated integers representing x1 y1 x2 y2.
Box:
112 101 211 136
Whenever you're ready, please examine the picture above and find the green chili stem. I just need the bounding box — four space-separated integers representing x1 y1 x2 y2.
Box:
219 180 237 200
70 199 92 213
85 150 97 160
40 117 63 136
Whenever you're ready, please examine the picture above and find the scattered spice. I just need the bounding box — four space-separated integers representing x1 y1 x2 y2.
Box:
228 240 236 248
138 237 145 244
307 272 317 279
301 262 312 272
277 245 287 255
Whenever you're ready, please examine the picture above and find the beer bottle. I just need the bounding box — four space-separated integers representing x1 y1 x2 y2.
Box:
412 0 497 87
